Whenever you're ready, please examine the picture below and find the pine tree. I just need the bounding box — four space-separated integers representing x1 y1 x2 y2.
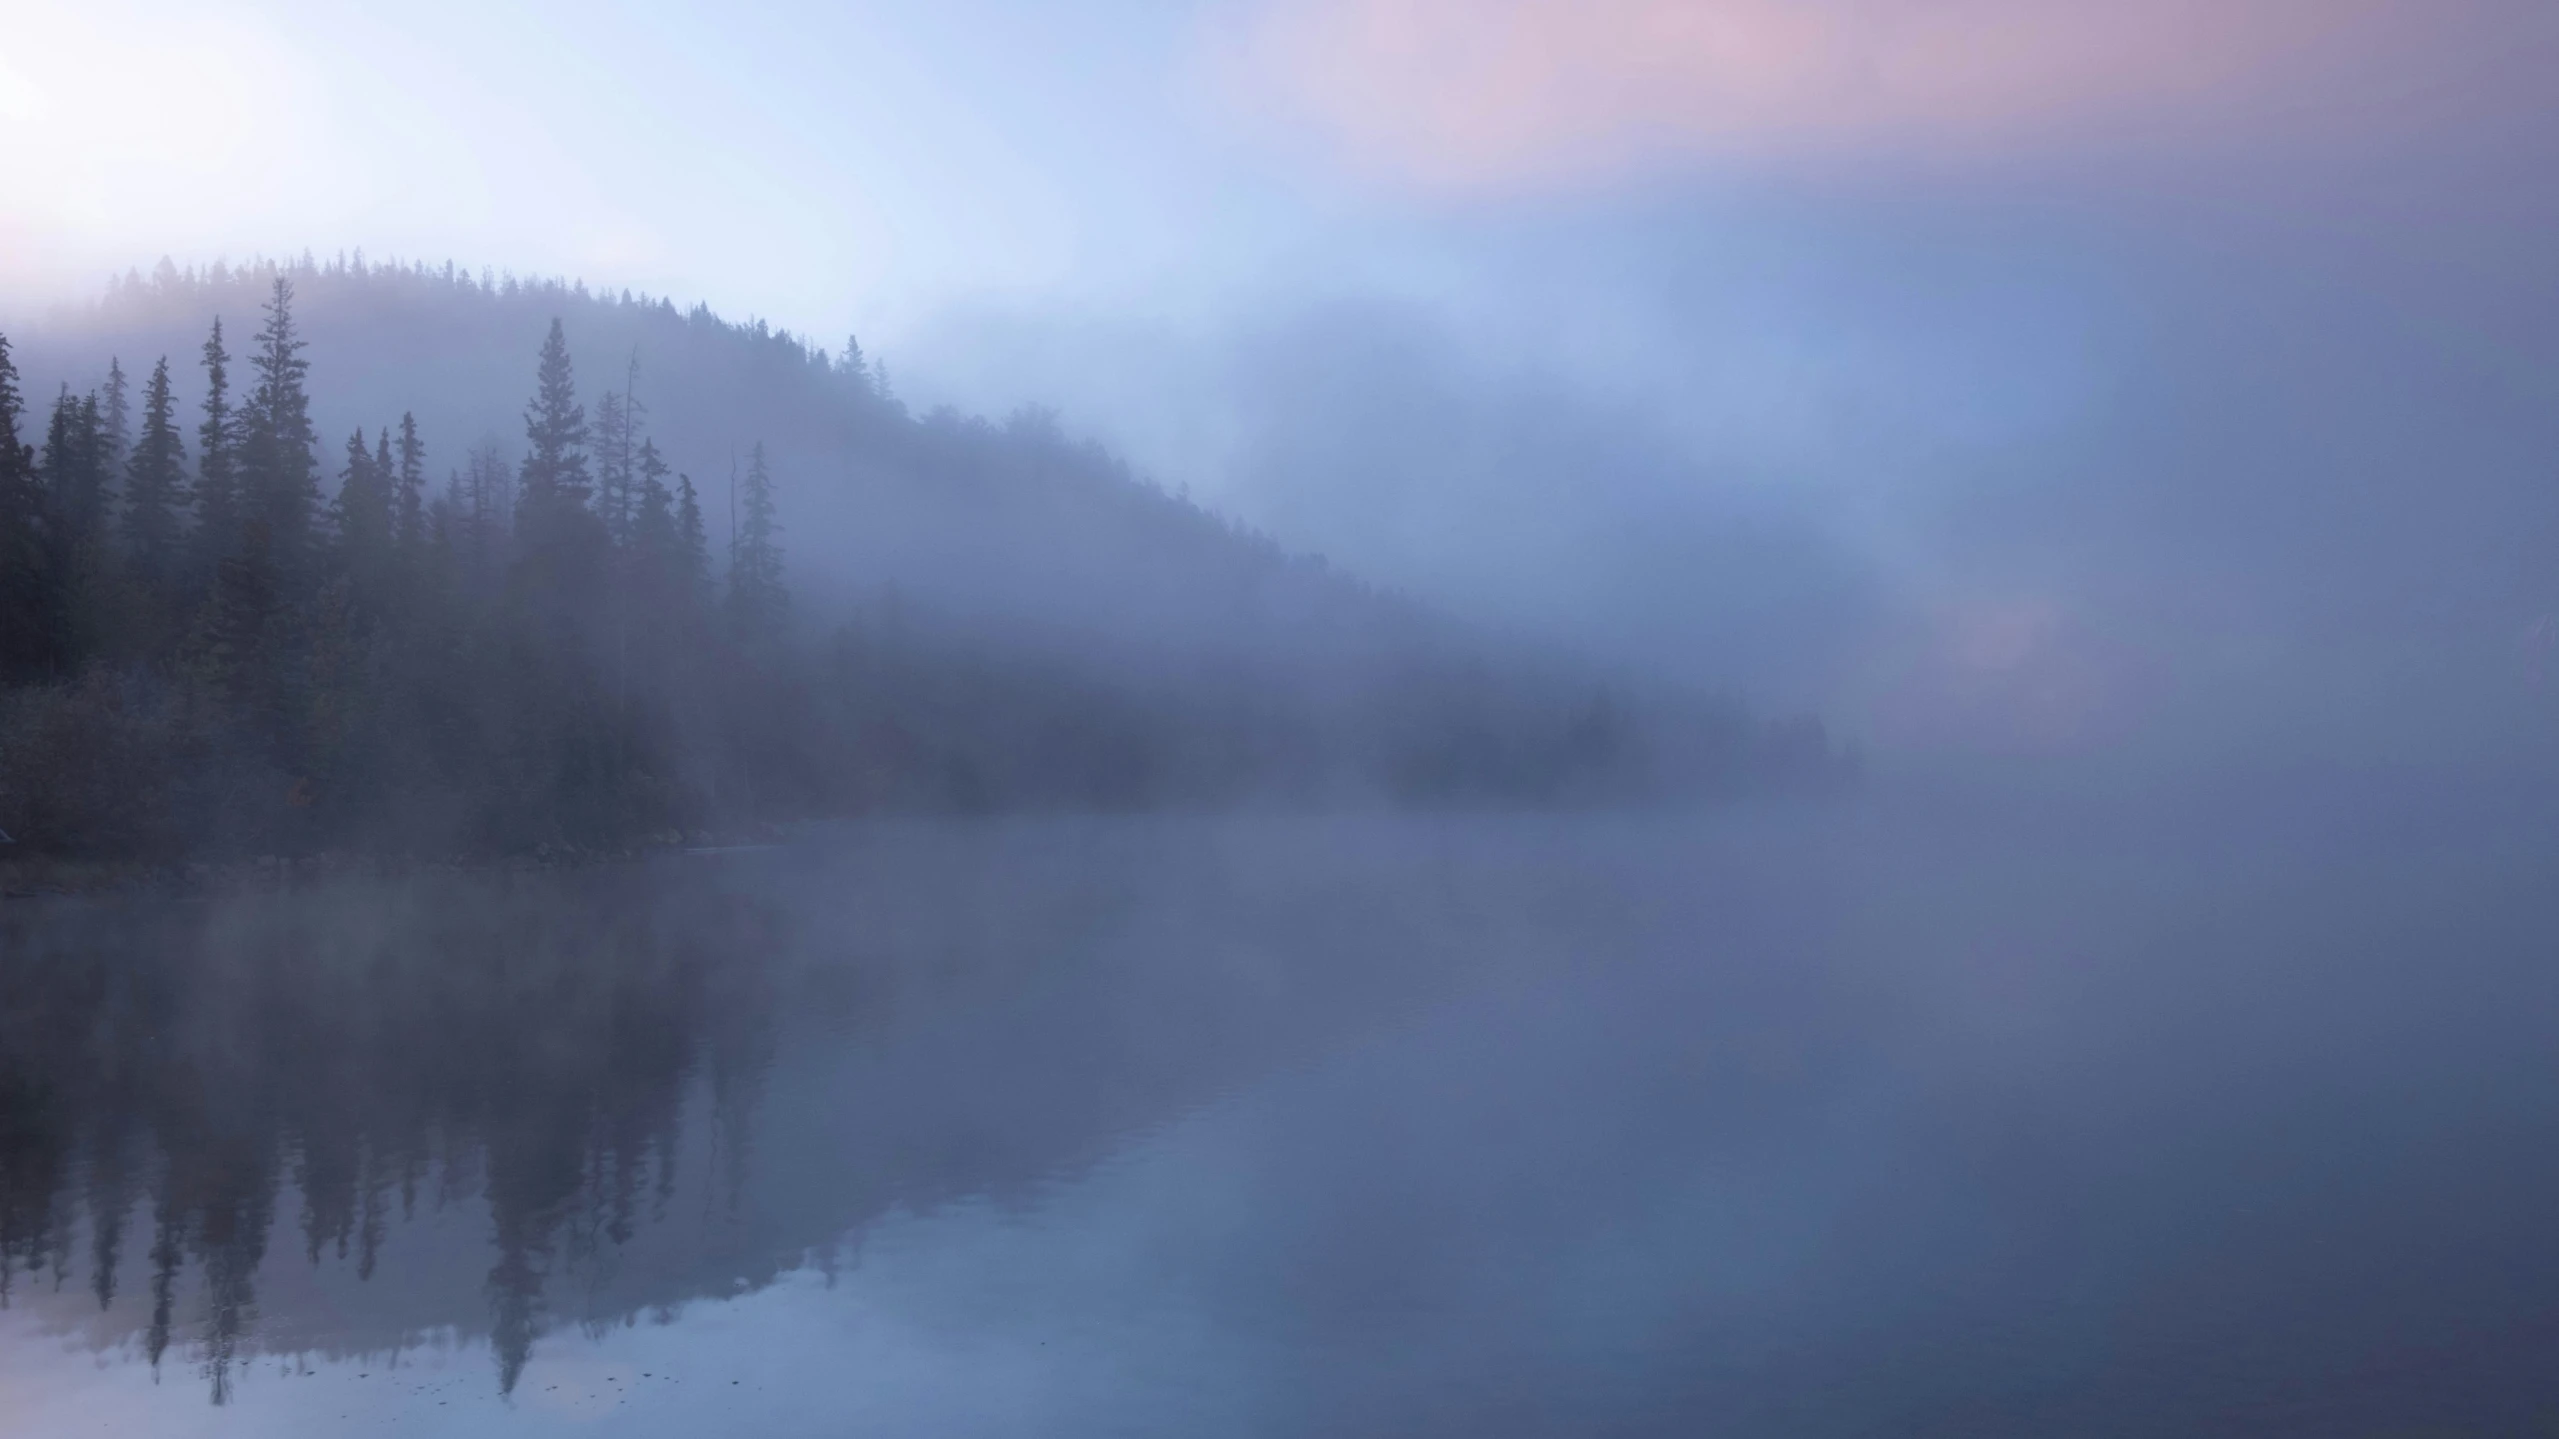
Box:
192 318 240 582
630 443 680 622
44 389 110 554
634 436 670 529
392 412 425 558
674 474 709 606
725 441 785 636
38 388 108 668
333 425 392 593
0 332 51 681
99 357 131 478
632 468 676 565
458 441 510 586
121 356 188 592
593 360 640 549
238 278 320 586
515 319 593 549
837 334 873 400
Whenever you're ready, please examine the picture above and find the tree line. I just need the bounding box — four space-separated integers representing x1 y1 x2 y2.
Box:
0 279 793 857
1 264 1839 862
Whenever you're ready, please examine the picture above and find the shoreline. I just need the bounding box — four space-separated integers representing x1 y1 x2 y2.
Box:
0 825 791 902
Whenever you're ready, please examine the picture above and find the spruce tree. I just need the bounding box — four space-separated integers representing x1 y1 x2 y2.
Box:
99 356 131 477
121 356 188 592
837 334 873 400
633 468 676 566
0 334 28 485
334 425 392 592
630 445 678 622
593 381 635 549
44 389 109 552
634 436 670 532
725 441 785 636
0 333 50 681
515 319 593 549
193 318 240 582
393 412 425 557
675 474 709 606
38 388 107 668
238 278 320 586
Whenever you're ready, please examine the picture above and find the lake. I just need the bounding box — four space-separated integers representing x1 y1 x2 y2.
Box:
5 773 2558 1436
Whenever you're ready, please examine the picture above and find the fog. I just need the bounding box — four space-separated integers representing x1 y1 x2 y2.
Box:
901 166 2559 771
10 783 2559 1433
4 1 2558 1432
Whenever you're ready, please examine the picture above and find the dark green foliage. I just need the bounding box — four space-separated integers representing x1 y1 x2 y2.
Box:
726 441 784 638
121 357 187 595
190 319 239 587
237 279 320 589
594 370 638 548
98 356 130 474
38 389 108 670
675 473 709 605
0 335 51 682
516 318 593 545
332 426 394 609
0 275 1839 860
392 412 425 558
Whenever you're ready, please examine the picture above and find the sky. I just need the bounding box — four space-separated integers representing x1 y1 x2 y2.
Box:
5 0 2558 757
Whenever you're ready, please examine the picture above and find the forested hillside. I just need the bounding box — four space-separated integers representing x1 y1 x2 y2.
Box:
0 257 1839 861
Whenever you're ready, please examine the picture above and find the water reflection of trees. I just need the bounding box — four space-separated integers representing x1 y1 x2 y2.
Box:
0 863 777 1402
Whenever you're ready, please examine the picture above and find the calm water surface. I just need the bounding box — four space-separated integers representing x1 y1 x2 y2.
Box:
4 779 2558 1436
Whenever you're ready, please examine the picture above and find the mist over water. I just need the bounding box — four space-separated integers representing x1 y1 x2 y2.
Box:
6 2 2559 1433
5 771 2556 1436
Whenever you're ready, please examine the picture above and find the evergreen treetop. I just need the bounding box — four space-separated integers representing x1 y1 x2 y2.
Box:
121 356 188 584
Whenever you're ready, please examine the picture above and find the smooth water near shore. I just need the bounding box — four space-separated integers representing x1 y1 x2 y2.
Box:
5 778 2558 1436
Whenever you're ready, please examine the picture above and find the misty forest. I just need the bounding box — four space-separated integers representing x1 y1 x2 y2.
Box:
0 259 1831 864
12 0 2559 1431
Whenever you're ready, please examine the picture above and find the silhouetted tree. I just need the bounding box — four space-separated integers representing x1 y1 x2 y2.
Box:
121 356 188 595
0 334 50 681
191 319 240 585
334 426 393 599
594 356 641 549
393 411 425 559
39 388 108 667
726 441 784 637
675 473 709 606
237 279 320 587
99 355 131 476
516 319 594 548
0 268 1810 862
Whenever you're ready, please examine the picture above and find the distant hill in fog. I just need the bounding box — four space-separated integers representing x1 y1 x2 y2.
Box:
25 256 1374 647
0 257 1841 861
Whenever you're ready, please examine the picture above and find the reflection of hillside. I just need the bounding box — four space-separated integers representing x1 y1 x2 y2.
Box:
0 818 1572 1401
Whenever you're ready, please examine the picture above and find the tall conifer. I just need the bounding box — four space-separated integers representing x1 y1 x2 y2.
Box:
239 278 320 585
725 442 785 636
0 333 50 680
99 356 131 477
121 356 188 591
516 319 592 547
193 318 240 580
333 426 395 603
674 474 708 606
393 412 426 557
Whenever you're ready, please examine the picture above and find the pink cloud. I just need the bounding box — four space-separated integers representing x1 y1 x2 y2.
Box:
1226 0 2439 189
